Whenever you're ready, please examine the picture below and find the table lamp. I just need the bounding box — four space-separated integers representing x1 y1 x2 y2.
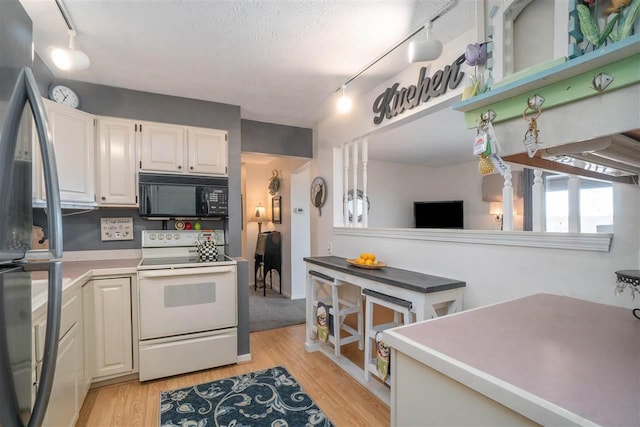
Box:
251 204 269 234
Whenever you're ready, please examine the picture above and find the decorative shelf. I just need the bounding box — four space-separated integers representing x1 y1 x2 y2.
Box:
452 35 640 128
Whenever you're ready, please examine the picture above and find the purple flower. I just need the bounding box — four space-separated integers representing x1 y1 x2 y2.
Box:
465 43 488 66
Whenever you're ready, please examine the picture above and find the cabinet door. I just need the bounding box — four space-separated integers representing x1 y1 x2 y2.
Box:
42 323 81 427
43 99 95 203
139 122 185 173
91 278 133 379
81 283 93 401
187 127 228 175
96 117 137 206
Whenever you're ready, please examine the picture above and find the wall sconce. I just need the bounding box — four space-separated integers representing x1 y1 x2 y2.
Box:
250 204 269 234
489 202 503 230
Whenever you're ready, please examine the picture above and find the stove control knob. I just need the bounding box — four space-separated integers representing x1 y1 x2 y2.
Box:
158 234 164 240
149 234 156 240
166 234 172 240
174 234 180 240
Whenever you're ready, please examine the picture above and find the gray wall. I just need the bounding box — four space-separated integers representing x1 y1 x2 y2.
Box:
32 60 316 358
32 67 250 355
33 208 225 251
241 119 312 158
55 78 243 257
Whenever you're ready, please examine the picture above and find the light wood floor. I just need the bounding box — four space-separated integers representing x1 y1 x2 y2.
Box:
76 324 389 426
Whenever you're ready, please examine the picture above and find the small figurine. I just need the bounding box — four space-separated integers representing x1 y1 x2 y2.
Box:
316 303 330 342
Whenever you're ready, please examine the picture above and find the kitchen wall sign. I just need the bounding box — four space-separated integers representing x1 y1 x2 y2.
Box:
372 54 466 125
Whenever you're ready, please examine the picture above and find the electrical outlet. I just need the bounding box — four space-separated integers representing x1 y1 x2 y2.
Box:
100 217 134 241
327 243 332 254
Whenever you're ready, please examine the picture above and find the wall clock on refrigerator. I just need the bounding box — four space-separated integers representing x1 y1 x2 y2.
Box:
310 176 326 216
48 84 81 109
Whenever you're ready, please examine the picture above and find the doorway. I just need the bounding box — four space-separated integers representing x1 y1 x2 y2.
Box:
241 153 309 331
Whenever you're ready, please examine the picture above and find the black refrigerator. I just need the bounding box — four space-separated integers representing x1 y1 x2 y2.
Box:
0 1 64 426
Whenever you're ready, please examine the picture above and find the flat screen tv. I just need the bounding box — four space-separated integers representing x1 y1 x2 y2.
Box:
413 200 463 229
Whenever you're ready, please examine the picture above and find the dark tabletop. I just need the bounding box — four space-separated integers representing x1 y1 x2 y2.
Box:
304 256 465 294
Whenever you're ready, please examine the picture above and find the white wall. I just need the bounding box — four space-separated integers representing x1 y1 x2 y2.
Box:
332 181 639 311
290 163 311 299
310 18 640 310
342 158 523 230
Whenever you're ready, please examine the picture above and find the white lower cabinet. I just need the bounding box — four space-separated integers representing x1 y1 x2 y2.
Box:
32 274 137 426
42 322 82 427
89 277 134 379
33 286 84 427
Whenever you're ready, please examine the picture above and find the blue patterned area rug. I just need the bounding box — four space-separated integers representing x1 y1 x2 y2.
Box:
160 366 334 427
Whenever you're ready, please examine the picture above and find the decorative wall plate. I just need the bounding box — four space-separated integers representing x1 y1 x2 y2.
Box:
310 176 326 216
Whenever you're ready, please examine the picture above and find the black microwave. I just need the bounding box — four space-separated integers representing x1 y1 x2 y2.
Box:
139 173 229 218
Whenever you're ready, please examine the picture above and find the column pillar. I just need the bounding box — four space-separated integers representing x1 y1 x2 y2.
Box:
532 169 544 231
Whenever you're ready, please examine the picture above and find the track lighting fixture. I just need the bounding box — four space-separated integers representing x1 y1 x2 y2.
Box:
333 0 457 113
51 30 90 70
51 0 90 71
408 0 456 63
336 85 353 114
408 21 443 63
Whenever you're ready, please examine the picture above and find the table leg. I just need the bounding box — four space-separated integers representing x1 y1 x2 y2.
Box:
305 272 315 350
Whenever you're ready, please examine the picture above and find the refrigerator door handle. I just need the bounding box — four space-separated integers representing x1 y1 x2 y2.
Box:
0 67 62 261
24 68 63 261
28 262 62 427
0 67 64 427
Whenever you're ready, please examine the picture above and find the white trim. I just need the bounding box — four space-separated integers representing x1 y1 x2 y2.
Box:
237 353 252 363
384 329 597 427
63 249 142 261
333 228 612 252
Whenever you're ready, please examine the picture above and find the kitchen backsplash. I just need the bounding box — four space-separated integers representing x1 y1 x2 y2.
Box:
33 208 226 251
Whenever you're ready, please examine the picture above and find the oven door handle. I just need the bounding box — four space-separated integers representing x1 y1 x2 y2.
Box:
138 266 235 278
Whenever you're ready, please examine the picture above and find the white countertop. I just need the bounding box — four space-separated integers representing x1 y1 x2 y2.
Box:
383 293 640 427
31 258 141 313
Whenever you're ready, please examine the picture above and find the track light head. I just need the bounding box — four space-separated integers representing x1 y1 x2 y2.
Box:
408 21 443 63
336 84 352 113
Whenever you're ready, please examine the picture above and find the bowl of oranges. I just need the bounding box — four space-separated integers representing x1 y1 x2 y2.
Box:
347 253 386 269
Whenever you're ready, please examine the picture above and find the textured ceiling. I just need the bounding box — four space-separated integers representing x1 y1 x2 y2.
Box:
20 0 474 129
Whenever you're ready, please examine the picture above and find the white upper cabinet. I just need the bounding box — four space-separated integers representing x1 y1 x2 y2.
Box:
139 122 228 176
139 121 185 173
187 127 228 175
36 99 95 205
96 117 137 206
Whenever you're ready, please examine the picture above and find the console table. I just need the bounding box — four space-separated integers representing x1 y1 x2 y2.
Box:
303 255 466 403
255 231 281 296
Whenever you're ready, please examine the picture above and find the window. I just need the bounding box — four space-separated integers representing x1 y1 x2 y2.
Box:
544 174 613 233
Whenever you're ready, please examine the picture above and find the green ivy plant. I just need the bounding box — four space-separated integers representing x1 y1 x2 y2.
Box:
577 0 640 49
609 0 640 42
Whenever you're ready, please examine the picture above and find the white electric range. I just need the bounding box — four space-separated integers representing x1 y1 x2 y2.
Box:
137 230 238 381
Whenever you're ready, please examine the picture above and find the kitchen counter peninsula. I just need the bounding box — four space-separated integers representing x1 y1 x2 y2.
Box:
303 255 466 403
384 293 640 426
304 256 465 323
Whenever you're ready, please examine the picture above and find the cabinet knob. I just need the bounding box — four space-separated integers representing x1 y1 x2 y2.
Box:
178 165 182 170
190 166 194 170
101 196 106 201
